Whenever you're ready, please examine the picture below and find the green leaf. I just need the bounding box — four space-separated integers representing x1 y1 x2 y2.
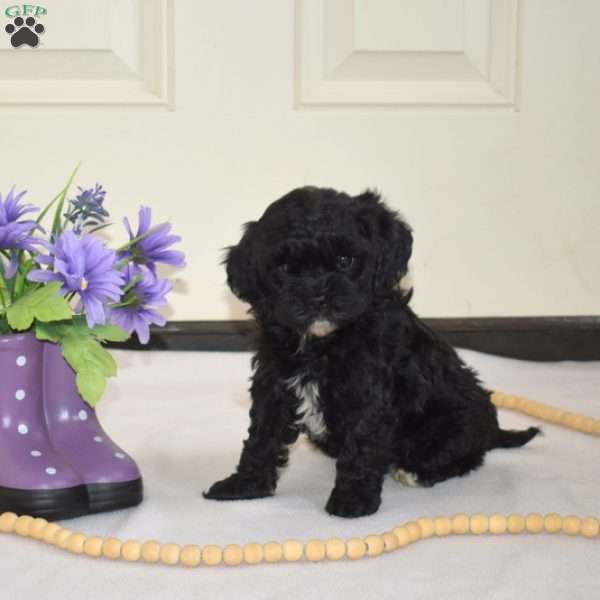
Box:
91 323 130 342
35 321 70 343
87 341 117 377
61 332 117 405
6 303 35 330
33 295 72 322
75 368 106 407
6 282 72 330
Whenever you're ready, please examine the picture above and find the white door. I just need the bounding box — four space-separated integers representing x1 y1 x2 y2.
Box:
1 0 598 320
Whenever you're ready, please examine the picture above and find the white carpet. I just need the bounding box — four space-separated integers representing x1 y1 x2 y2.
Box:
1 349 598 599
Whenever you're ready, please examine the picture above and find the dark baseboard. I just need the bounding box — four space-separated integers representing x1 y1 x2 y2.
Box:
108 317 600 361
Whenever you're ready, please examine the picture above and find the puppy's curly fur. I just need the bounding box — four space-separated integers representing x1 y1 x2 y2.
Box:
204 187 539 518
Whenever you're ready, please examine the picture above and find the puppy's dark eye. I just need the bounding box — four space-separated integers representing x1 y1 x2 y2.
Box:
278 262 289 273
336 255 354 271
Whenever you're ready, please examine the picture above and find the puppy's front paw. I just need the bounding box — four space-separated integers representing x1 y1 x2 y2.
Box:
203 472 274 501
325 486 381 518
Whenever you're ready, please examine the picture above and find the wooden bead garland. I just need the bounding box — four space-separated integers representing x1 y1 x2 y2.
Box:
141 540 161 563
222 544 244 566
0 393 598 567
325 538 346 560
180 544 202 567
491 391 600 436
263 542 283 563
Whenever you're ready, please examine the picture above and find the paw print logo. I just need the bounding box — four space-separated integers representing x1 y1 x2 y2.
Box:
5 16 45 48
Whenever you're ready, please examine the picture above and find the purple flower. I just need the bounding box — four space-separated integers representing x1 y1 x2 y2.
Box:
121 206 185 273
110 264 171 344
28 231 124 328
0 187 43 277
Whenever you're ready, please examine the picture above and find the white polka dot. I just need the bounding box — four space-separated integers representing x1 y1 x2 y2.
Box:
30 450 42 457
45 467 57 476
17 424 28 435
15 389 26 401
94 436 103 443
78 410 88 421
16 355 27 367
114 452 125 459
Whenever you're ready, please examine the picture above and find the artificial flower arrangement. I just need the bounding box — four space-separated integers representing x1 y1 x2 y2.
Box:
0 168 185 407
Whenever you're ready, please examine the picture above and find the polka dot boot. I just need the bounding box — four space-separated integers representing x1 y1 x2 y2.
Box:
42 341 143 514
0 333 88 520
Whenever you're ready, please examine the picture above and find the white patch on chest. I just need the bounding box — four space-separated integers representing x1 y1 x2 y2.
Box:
285 375 328 439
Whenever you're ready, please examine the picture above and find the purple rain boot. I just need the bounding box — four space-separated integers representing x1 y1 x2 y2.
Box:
0 333 88 520
42 341 143 514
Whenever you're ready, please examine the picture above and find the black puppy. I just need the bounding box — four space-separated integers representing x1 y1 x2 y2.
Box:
204 187 539 518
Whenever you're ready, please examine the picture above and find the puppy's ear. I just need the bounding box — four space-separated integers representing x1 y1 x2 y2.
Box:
225 221 261 304
354 190 413 294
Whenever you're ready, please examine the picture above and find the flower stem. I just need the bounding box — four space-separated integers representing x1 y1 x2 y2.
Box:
37 162 81 227
51 163 81 236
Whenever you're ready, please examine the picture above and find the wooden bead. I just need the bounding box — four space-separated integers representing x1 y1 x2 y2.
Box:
548 408 564 422
382 532 398 552
434 517 452 537
102 537 122 559
83 536 104 558
305 539 326 562
507 514 525 534
365 535 385 557
489 514 507 535
223 544 244 567
417 517 435 539
470 514 489 535
346 538 366 560
282 539 304 562
122 540 142 562
580 418 594 434
55 528 73 549
0 512 18 533
42 523 61 544
393 526 411 547
325 538 346 560
180 544 202 567
14 515 34 537
29 518 48 540
223 544 244 566
562 516 581 536
451 514 470 535
160 543 181 565
141 540 161 563
544 513 563 534
406 521 422 542
581 517 599 538
563 413 579 429
201 544 222 566
243 542 264 565
525 513 544 534
263 542 283 563
67 533 87 554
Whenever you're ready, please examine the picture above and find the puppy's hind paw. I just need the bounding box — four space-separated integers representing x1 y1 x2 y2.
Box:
203 472 274 501
392 468 422 488
325 487 381 518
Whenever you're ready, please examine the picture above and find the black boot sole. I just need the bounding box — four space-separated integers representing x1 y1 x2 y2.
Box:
0 484 89 521
86 478 143 514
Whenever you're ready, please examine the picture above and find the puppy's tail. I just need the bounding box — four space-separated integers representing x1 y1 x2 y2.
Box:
492 427 541 449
